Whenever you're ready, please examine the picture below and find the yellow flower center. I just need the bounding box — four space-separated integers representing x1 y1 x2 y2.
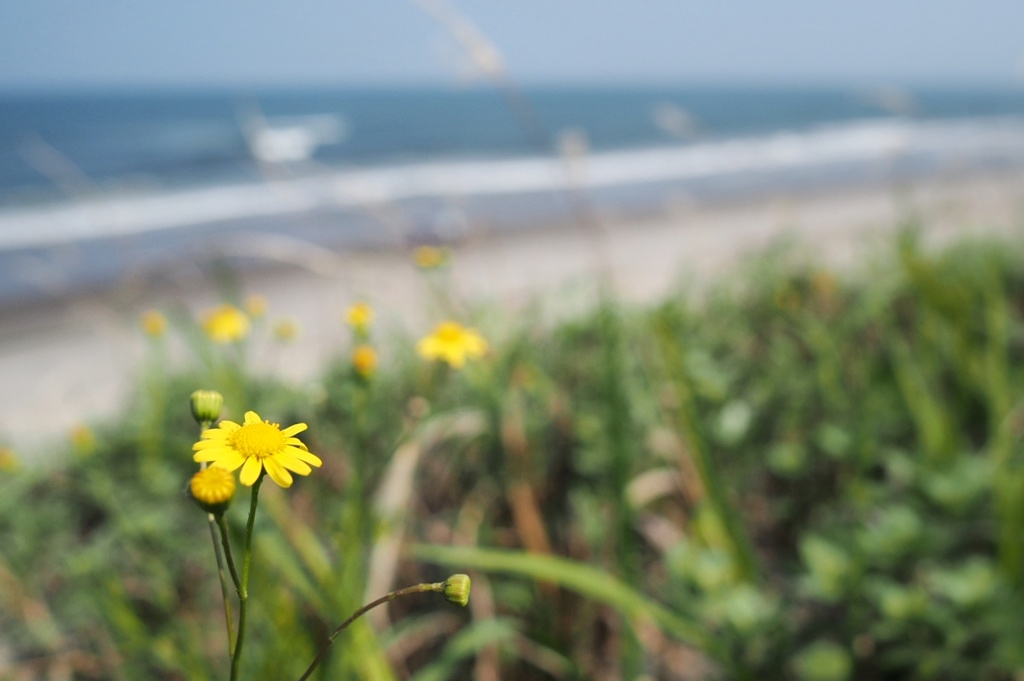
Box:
229 420 286 459
436 323 464 343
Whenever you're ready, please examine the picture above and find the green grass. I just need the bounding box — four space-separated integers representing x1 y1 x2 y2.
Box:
4 228 1024 680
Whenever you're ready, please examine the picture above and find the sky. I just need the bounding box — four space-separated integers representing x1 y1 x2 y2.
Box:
1 0 1023 90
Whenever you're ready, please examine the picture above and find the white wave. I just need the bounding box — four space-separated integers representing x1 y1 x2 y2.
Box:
2 116 1023 251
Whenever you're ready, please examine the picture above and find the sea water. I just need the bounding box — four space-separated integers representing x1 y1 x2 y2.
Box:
0 85 1023 302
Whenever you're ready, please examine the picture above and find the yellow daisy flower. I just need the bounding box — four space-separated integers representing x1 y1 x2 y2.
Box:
345 302 374 333
245 294 268 318
416 321 488 369
0 447 20 472
352 344 378 377
203 304 250 343
190 466 236 514
193 411 322 488
140 309 167 337
70 424 96 456
414 245 449 270
273 318 301 342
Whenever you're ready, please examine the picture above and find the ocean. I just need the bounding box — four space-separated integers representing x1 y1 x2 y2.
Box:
1 84 1023 304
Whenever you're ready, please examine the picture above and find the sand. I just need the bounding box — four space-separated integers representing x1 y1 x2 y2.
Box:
2 169 1023 460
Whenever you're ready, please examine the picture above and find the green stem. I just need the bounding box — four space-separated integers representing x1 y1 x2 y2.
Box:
230 475 264 681
206 512 236 655
296 582 444 681
198 417 236 660
216 514 242 594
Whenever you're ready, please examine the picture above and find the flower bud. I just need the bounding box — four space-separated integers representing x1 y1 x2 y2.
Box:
442 574 471 607
190 390 224 426
189 466 235 515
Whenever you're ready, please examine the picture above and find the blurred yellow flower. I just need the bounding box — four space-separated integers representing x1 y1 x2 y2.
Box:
414 245 449 270
0 447 19 471
273 318 301 342
193 410 322 488
345 302 374 333
140 309 167 337
203 305 250 343
245 294 268 318
417 321 488 368
811 270 838 305
190 466 236 514
70 424 96 456
352 344 378 377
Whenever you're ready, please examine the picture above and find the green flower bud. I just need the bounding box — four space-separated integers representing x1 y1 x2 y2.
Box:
442 574 471 607
190 390 224 426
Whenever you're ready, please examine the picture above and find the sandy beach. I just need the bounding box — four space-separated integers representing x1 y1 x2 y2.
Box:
3 169 1023 459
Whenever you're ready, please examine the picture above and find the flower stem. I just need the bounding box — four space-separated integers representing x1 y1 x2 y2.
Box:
199 442 237 659
216 514 242 594
206 511 236 655
296 582 444 681
230 475 264 681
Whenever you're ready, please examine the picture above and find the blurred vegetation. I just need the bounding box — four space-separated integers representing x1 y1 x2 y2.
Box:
3 228 1024 680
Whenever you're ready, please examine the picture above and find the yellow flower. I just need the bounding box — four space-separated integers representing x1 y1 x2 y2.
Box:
345 302 374 333
70 424 96 456
352 344 378 377
189 466 236 514
416 321 488 368
203 305 250 343
0 447 20 472
414 245 449 270
193 411 322 488
245 294 268 318
273 318 301 342
140 310 167 337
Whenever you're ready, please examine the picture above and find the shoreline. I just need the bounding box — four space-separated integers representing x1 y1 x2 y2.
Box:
3 167 1023 459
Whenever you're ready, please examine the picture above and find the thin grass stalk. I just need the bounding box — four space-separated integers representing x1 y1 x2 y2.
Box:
652 310 759 583
597 304 637 563
980 275 1024 581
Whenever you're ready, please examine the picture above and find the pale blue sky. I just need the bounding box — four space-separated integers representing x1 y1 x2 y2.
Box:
1 0 1022 89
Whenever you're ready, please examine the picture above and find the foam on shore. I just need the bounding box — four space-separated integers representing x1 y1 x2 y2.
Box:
1 116 1023 251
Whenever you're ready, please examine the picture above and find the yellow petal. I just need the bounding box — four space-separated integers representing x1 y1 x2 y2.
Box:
210 450 247 472
239 456 263 486
275 453 312 476
263 457 293 488
281 423 308 437
193 445 233 462
285 446 322 467
193 439 227 451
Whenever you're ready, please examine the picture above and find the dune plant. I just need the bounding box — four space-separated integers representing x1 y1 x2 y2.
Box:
186 390 471 680
6 235 1024 680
